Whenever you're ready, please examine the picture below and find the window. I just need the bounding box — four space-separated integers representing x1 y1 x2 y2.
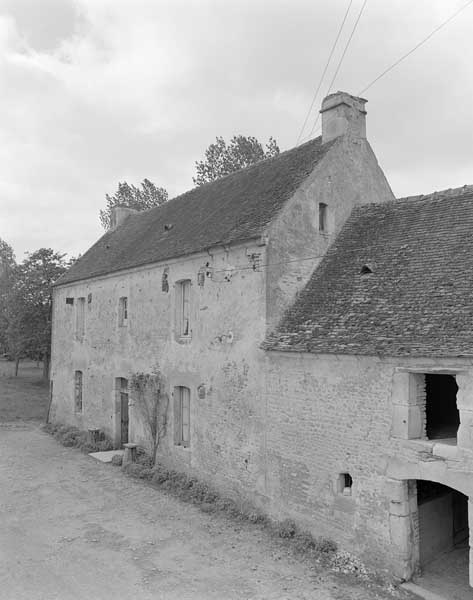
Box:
176 280 191 338
66 297 74 305
338 472 353 496
74 370 83 412
174 386 190 447
75 297 85 341
118 297 128 327
319 202 327 232
425 374 459 440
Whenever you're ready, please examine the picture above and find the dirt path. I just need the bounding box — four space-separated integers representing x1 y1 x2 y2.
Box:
0 424 411 600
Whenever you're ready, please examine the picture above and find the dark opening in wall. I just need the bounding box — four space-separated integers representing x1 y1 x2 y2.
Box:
66 297 74 305
338 472 353 495
425 374 459 440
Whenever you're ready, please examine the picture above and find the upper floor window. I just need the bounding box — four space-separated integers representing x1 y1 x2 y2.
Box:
176 280 191 338
75 297 85 341
319 202 328 232
174 386 190 447
74 370 83 412
118 297 128 327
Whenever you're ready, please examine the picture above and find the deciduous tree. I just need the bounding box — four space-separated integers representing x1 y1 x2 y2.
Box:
100 179 168 229
193 135 280 186
5 248 71 378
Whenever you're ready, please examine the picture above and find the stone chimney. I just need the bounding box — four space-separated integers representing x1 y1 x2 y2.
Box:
110 205 137 229
320 91 367 144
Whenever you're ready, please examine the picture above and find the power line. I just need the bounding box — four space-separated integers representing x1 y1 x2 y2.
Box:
358 0 473 95
295 0 353 146
307 0 369 139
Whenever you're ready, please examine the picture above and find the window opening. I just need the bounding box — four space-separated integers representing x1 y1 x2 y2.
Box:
75 297 85 341
162 267 169 292
360 264 373 275
66 297 74 305
425 374 459 440
319 202 327 232
118 297 128 327
174 386 190 447
74 370 83 412
176 280 191 337
338 472 353 495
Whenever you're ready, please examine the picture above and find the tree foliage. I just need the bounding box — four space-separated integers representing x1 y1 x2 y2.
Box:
0 238 16 354
193 135 280 186
100 178 168 230
130 367 169 465
3 248 72 378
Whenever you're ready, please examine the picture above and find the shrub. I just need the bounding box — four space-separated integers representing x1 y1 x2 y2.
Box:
45 424 114 454
314 537 337 554
136 447 155 468
111 454 123 466
277 519 297 539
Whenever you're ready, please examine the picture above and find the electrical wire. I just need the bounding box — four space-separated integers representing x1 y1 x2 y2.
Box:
358 0 473 95
295 0 353 146
306 0 369 139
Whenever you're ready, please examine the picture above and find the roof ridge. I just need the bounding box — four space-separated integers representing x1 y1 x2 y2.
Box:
160 136 324 208
397 184 473 203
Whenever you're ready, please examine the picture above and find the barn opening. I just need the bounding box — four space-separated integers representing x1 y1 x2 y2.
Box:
425 374 459 440
414 480 470 596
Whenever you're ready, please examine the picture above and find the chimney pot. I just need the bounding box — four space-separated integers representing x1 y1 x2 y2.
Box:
320 91 367 143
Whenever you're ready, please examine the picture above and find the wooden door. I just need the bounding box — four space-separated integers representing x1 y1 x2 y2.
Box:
120 382 129 445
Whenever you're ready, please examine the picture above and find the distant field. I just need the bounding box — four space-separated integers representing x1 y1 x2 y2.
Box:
0 359 49 422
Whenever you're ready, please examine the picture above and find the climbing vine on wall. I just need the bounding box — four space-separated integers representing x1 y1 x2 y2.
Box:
130 367 169 465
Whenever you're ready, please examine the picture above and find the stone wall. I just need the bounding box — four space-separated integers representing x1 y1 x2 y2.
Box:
50 240 269 498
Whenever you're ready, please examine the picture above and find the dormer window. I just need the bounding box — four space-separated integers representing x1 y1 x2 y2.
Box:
360 264 373 275
319 203 327 232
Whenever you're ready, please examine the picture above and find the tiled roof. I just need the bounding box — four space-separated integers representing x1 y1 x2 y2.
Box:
265 185 473 358
57 136 334 286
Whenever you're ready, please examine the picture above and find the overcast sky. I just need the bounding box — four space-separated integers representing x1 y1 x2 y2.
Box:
1 0 472 260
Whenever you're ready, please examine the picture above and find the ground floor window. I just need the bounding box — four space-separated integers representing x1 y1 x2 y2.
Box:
174 386 190 447
74 370 83 412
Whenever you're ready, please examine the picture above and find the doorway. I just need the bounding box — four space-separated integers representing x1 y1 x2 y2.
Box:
414 480 470 598
116 377 129 446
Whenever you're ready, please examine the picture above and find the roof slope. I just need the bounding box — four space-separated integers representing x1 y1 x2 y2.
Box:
58 136 333 286
265 185 473 358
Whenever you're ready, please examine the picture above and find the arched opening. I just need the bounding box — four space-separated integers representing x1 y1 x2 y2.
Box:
412 480 470 597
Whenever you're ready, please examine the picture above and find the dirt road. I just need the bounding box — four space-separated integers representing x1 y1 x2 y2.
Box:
0 424 410 600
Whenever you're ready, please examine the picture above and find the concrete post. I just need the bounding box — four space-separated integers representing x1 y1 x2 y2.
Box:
122 443 137 466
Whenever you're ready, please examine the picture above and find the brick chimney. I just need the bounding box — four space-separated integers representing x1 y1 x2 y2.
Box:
110 205 137 229
320 91 367 144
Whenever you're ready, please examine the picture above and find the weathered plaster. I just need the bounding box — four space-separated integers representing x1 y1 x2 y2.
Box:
265 136 395 330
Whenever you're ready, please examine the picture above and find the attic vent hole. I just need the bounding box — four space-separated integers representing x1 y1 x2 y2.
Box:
360 265 373 275
164 223 174 232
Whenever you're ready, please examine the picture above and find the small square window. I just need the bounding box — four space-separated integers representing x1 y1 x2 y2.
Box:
338 472 353 496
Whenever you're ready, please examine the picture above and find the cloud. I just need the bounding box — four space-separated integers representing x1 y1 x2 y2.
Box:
0 0 472 258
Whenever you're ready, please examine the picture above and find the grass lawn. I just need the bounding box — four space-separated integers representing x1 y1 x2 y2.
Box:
0 358 49 422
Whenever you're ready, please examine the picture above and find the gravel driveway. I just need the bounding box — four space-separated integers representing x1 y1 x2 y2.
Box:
0 423 411 600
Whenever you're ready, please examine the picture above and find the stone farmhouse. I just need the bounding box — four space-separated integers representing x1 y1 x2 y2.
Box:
50 91 473 588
